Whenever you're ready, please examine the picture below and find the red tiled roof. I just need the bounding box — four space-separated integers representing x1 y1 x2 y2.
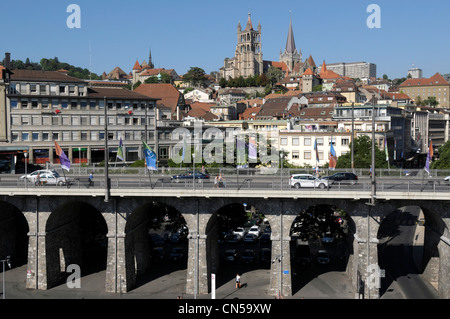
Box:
134 83 183 112
400 73 449 87
132 60 142 71
0 65 5 80
239 107 261 120
303 68 314 76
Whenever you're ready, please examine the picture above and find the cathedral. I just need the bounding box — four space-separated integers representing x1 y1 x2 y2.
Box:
219 12 319 86
220 12 263 80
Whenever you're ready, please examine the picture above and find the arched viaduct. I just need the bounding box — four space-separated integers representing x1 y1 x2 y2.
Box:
0 187 449 299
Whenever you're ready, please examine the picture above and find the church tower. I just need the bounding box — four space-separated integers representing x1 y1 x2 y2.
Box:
279 14 302 73
235 12 263 78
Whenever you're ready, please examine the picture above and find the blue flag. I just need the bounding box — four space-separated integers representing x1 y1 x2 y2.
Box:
143 141 157 170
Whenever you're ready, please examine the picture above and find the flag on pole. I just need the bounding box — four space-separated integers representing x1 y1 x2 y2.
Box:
248 137 257 161
384 138 389 162
143 140 157 170
424 140 433 175
237 137 246 165
117 137 124 161
181 134 187 162
314 139 320 164
329 143 337 170
54 141 71 172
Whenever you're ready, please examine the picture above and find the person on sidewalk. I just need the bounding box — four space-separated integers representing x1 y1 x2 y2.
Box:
235 273 241 289
88 172 94 188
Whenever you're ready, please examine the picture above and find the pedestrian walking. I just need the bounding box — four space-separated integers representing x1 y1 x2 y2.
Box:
88 172 94 187
213 175 219 188
235 273 241 289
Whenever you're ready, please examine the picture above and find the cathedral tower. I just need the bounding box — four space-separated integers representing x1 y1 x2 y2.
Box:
279 14 302 73
235 12 263 78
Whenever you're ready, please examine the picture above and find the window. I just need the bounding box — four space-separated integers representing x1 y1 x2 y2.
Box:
32 100 38 108
21 100 28 108
22 132 29 141
292 137 299 146
341 138 349 146
42 100 49 108
52 132 59 141
21 116 29 125
72 116 79 125
59 86 66 94
81 132 88 141
281 138 288 146
62 101 68 109
292 151 299 159
42 132 50 141
317 138 324 146
304 151 311 160
32 116 40 125
10 100 18 108
304 137 311 146
90 116 97 125
40 84 47 94
32 132 39 141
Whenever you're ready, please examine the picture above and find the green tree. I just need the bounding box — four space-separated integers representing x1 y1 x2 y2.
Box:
431 141 450 169
219 78 227 88
183 67 206 87
265 66 283 87
336 135 389 169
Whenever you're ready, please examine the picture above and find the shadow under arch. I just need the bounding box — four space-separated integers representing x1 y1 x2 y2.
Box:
124 200 187 292
289 204 354 296
207 202 271 293
0 200 29 269
377 205 444 298
45 201 108 289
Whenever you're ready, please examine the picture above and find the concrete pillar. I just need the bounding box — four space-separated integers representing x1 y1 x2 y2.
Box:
437 218 450 298
350 207 381 299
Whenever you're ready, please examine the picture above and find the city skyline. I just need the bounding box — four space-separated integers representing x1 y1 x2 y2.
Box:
2 0 450 79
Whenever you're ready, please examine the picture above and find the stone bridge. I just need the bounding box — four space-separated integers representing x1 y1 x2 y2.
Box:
0 187 449 298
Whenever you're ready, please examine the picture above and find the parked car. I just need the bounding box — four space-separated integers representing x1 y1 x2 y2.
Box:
240 249 256 264
316 250 330 265
233 227 247 238
171 171 209 182
259 233 271 245
289 174 330 189
168 247 184 261
227 234 242 244
223 249 238 262
322 172 358 185
243 233 258 244
444 176 450 183
321 232 335 244
248 225 261 237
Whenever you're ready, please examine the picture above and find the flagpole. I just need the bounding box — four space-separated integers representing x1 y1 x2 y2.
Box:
104 96 110 202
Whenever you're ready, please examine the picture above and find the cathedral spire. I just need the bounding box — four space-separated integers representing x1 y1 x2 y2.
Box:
285 12 296 54
245 11 253 31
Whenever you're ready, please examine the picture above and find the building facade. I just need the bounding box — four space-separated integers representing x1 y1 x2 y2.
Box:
400 73 450 108
326 62 377 80
1 69 163 172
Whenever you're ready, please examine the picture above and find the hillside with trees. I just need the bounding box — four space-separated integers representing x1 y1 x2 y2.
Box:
1 56 101 80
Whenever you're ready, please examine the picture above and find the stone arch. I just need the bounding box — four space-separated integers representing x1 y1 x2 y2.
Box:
0 200 29 268
45 200 108 289
123 200 187 292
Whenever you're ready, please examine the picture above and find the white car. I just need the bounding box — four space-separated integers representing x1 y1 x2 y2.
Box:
232 227 246 238
22 170 70 186
289 174 330 189
248 225 261 237
444 176 450 183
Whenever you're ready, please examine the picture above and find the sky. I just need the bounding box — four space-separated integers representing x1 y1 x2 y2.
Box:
1 0 450 79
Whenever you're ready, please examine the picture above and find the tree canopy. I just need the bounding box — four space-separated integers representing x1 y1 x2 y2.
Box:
1 56 101 80
183 67 206 87
336 135 389 169
431 140 450 169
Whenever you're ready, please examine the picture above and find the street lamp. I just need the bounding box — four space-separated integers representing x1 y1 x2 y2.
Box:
1 255 11 299
24 152 28 188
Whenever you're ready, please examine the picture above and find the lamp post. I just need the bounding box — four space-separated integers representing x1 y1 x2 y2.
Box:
24 152 28 188
1 255 11 299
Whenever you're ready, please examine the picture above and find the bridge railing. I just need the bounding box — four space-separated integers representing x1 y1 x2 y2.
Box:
7 174 450 194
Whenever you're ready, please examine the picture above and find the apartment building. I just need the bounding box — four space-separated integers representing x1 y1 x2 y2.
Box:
326 62 376 80
1 68 161 172
399 73 450 108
